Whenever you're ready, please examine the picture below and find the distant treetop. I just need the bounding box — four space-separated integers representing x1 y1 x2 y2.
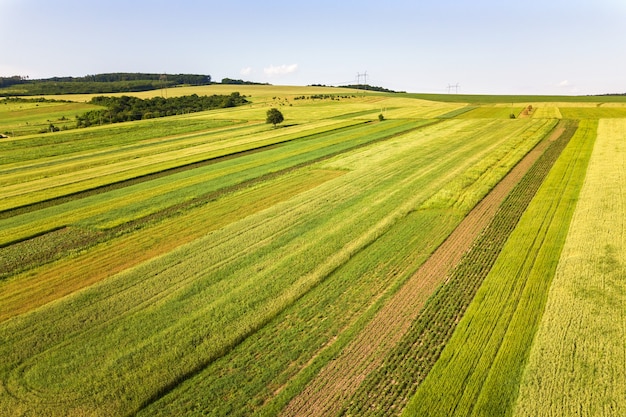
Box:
343 84 405 93
221 78 270 85
307 83 404 93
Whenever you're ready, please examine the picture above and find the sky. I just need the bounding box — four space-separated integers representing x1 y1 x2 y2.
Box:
1 0 625 95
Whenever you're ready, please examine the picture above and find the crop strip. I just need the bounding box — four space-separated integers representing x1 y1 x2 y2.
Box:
115 119 554 417
0 169 345 320
279 120 572 416
0 120 431 249
512 118 626 416
0 119 544 416
0 120 437 318
403 119 597 417
436 106 478 119
341 120 577 416
0 119 432 248
0 120 366 218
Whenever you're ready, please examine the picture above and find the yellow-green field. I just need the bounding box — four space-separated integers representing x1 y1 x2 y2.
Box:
513 118 626 417
1 85 625 416
0 99 103 135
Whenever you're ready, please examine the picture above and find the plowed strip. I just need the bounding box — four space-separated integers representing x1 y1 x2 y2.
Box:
280 122 568 416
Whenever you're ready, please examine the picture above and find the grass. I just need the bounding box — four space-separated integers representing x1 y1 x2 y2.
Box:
456 106 525 119
559 107 626 119
138 119 556 416
0 99 102 136
512 118 626 416
531 105 562 119
0 119 361 211
0 119 424 245
0 116 239 164
0 168 345 318
402 119 597 417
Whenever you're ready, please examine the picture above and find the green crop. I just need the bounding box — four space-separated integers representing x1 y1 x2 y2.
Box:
403 119 597 417
513 118 626 416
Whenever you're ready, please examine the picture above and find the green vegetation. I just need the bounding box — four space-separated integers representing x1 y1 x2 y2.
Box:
0 73 211 96
1 119 409 244
513 118 626 416
559 107 626 119
342 84 405 93
456 106 525 119
0 84 622 417
0 114 552 416
76 92 248 126
403 119 597 417
342 120 576 416
0 97 103 136
221 77 269 85
266 108 285 127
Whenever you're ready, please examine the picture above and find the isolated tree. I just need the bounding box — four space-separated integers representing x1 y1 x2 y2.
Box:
266 108 284 127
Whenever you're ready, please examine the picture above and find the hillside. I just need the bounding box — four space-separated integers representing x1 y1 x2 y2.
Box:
0 73 212 96
1 85 625 416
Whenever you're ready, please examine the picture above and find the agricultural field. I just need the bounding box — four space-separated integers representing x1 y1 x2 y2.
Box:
512 118 626 417
0 99 103 136
1 85 625 416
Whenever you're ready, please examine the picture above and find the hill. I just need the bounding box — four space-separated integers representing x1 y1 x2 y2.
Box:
1 85 626 416
0 73 212 96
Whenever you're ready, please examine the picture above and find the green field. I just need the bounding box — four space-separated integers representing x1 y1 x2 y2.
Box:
512 118 626 416
1 85 625 416
0 99 103 136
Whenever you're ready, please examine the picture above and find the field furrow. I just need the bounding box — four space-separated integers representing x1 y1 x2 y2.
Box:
138 119 556 416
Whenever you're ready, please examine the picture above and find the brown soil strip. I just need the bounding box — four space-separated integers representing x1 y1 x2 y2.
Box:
280 121 568 417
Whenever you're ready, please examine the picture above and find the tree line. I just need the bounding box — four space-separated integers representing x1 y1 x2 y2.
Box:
76 92 247 127
0 73 212 96
343 84 405 93
221 78 269 85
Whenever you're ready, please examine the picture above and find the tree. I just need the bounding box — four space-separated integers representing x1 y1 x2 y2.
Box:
266 108 284 127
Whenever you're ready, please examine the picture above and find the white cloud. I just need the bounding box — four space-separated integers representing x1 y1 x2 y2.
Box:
240 67 252 76
556 79 580 94
264 64 298 76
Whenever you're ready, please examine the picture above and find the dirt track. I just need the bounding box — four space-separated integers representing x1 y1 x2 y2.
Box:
280 123 566 416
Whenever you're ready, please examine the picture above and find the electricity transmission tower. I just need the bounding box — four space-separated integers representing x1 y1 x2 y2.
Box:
447 83 460 94
357 71 368 88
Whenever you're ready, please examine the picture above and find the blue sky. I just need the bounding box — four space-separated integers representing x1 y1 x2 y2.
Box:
1 0 625 95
